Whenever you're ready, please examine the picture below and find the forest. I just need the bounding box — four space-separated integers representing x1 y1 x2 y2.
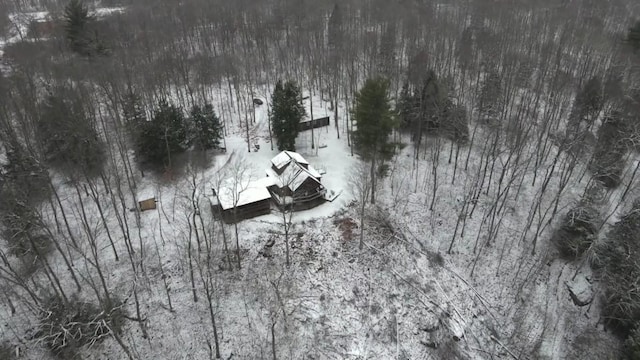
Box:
2 0 640 359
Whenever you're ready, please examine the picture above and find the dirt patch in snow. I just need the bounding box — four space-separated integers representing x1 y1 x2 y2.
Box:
334 217 357 242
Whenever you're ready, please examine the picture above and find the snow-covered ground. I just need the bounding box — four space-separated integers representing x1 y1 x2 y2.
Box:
0 60 631 359
0 78 628 359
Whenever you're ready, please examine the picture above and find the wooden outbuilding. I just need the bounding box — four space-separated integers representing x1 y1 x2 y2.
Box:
298 116 330 131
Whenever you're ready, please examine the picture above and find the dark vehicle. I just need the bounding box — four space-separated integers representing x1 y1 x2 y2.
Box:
253 98 264 105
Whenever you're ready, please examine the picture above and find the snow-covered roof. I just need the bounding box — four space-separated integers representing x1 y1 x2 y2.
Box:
307 165 322 179
271 151 309 170
137 187 155 201
215 177 272 210
289 167 320 191
266 164 321 192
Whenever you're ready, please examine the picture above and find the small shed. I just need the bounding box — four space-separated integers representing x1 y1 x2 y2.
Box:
299 116 330 131
137 188 157 211
138 198 157 211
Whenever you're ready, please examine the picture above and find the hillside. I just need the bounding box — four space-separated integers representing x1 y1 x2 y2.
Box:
2 1 640 359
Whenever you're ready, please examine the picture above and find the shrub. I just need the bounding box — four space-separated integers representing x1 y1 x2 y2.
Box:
594 199 640 334
189 103 223 151
626 326 640 360
36 295 126 359
37 91 105 178
552 204 599 259
0 341 16 360
1 144 50 203
589 115 628 188
0 194 52 257
441 101 469 143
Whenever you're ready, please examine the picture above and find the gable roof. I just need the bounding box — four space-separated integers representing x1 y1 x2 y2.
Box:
271 151 309 170
267 163 321 192
215 177 273 210
286 165 320 192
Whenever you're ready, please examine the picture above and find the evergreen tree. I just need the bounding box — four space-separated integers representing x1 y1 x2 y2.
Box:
419 70 447 132
270 80 305 151
589 113 627 188
135 100 187 168
441 100 469 143
406 50 430 87
37 91 104 177
378 22 396 77
190 103 223 150
567 76 603 136
122 91 146 126
2 143 49 202
351 77 395 204
457 28 474 73
63 0 107 56
328 3 343 49
64 0 92 55
477 70 502 122
628 20 640 52
398 82 417 130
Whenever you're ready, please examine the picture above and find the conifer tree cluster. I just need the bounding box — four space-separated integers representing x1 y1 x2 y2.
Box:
129 98 224 169
398 70 468 143
567 76 604 135
190 103 223 151
628 20 640 52
133 100 187 168
270 80 306 151
63 0 108 56
37 90 105 177
351 77 395 203
477 70 503 122
0 143 50 256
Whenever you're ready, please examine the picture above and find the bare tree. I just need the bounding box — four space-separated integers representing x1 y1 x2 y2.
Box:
350 161 373 250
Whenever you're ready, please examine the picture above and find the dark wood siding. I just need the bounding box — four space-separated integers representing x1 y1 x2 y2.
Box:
299 117 330 131
217 198 272 223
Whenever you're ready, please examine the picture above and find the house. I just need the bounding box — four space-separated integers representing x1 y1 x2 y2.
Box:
266 151 326 210
210 177 274 223
27 19 59 39
209 151 327 223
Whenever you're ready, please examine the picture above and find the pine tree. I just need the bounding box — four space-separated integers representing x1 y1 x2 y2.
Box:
37 91 104 177
64 0 92 55
2 143 49 202
270 80 305 151
190 103 223 150
419 70 447 132
136 100 188 168
589 113 627 188
351 77 395 204
63 0 107 56
457 28 474 73
398 82 417 130
567 76 603 136
440 100 469 143
328 3 343 49
628 20 640 52
478 70 502 122
378 22 396 77
122 91 146 126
